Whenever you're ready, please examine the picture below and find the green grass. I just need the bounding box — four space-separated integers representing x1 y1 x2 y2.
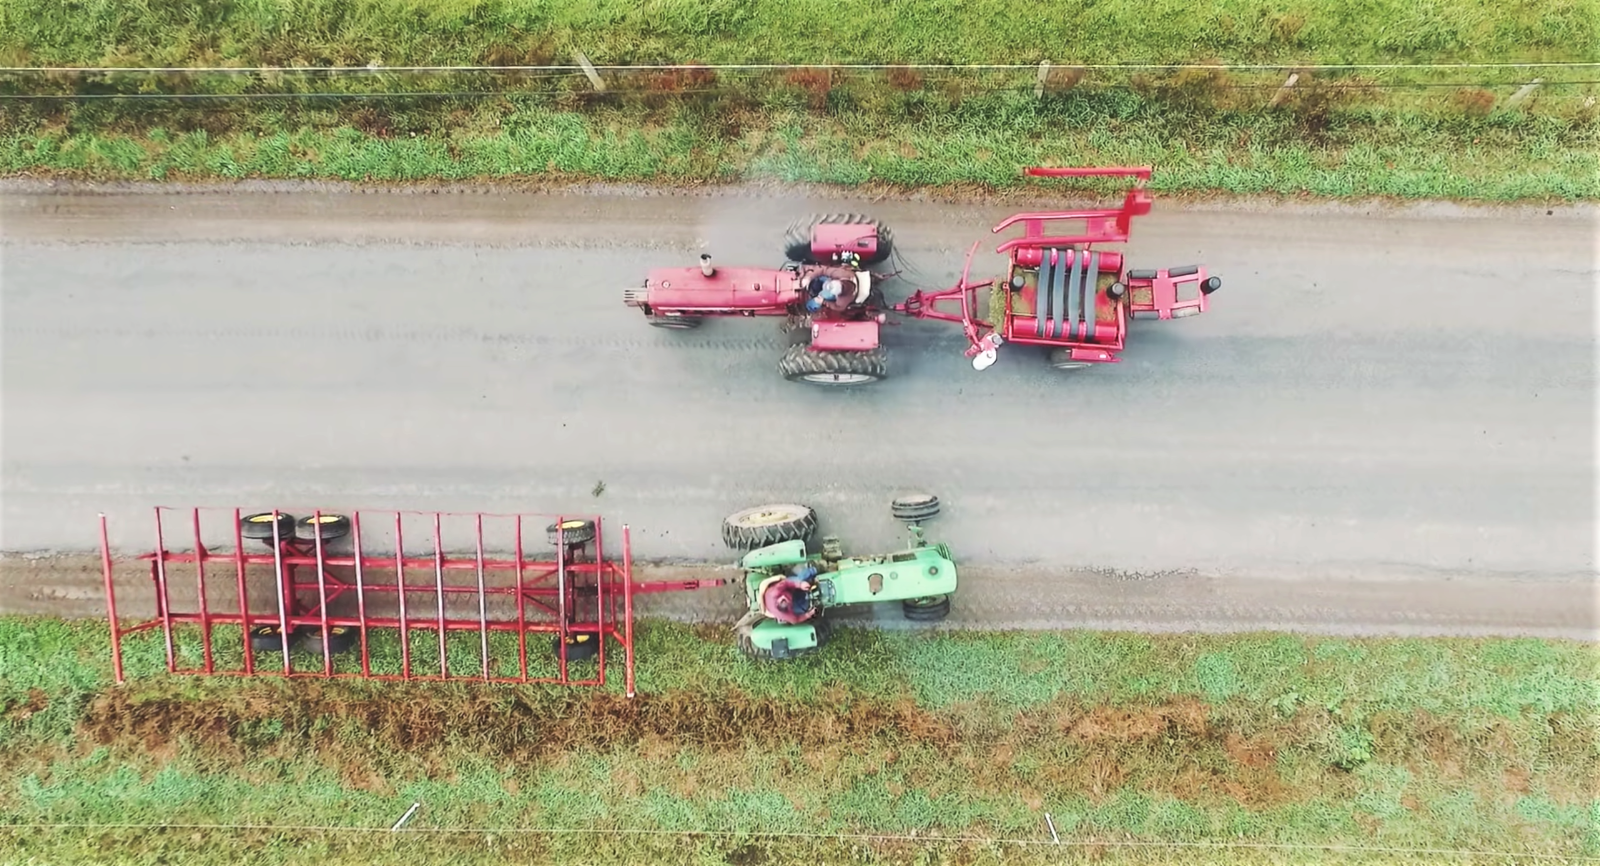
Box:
4 95 1598 200
1 615 1596 865
5 0 1598 67
2 0 1599 201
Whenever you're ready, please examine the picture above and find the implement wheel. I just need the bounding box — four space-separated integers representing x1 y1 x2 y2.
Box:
778 345 888 386
1048 348 1093 371
553 632 600 662
890 492 940 523
305 625 358 655
296 513 351 543
783 214 895 266
547 519 597 547
240 512 296 542
902 595 951 622
248 624 297 652
722 503 818 550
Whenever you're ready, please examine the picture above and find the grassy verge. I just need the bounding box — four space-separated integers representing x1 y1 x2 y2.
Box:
1 615 1596 865
3 1 1599 200
6 0 1598 67
4 96 1598 200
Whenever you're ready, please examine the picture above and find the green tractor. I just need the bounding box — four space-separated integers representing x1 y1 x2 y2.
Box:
721 493 957 661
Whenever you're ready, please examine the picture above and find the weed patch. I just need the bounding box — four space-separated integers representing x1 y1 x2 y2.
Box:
2 615 1595 863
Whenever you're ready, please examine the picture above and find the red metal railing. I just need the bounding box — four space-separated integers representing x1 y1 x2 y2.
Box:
99 507 641 696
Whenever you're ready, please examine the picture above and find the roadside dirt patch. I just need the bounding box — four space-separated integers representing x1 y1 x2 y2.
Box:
77 681 956 776
3 689 48 723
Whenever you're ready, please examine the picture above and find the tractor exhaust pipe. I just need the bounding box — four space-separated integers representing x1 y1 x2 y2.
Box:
700 254 715 277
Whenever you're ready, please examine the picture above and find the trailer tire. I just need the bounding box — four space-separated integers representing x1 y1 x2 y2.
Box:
240 512 297 542
296 513 351 543
890 493 940 522
779 345 888 386
648 315 702 329
553 632 600 662
722 503 818 550
1048 348 1092 371
782 214 895 266
547 519 597 547
902 595 951 622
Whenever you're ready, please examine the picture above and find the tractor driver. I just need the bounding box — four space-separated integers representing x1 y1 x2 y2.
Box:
759 563 819 624
803 271 859 313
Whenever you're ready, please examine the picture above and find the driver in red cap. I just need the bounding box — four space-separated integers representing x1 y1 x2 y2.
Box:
759 563 819 624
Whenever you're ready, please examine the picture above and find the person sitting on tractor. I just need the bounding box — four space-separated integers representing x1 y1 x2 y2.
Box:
803 271 859 313
758 563 819 624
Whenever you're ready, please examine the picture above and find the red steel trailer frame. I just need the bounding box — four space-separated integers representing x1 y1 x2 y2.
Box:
97 507 727 697
895 166 1220 370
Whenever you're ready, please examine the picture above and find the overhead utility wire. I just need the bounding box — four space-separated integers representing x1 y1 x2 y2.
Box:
3 61 1600 74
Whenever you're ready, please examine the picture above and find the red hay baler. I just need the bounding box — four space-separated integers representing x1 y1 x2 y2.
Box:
623 167 1221 385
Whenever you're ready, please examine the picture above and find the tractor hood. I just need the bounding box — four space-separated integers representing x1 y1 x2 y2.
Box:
740 539 810 570
647 266 801 310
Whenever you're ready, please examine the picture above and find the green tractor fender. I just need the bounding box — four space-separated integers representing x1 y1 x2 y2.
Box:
740 539 811 571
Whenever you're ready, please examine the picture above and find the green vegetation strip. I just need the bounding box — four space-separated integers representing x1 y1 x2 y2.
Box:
6 0 1598 66
4 0 1599 200
1 616 1595 865
4 99 1598 201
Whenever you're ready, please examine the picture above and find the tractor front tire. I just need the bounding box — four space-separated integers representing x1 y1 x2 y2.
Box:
721 503 818 550
891 492 940 523
902 595 952 622
547 519 597 547
778 345 888 386
782 214 895 266
240 512 297 542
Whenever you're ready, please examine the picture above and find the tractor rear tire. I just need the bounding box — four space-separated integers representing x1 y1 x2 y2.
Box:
547 519 597 547
721 503 818 550
778 344 888 386
890 492 940 522
296 513 351 543
782 214 895 266
902 595 951 622
240 512 296 542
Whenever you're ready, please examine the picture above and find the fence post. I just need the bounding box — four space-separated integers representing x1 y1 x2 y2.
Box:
1268 72 1300 108
1504 78 1543 110
573 51 606 92
1035 60 1051 98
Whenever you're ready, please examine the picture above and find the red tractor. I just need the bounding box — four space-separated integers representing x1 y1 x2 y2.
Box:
623 213 903 385
623 167 1220 384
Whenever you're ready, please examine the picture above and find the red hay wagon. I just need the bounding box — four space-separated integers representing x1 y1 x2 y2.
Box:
96 507 725 697
895 166 1221 372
